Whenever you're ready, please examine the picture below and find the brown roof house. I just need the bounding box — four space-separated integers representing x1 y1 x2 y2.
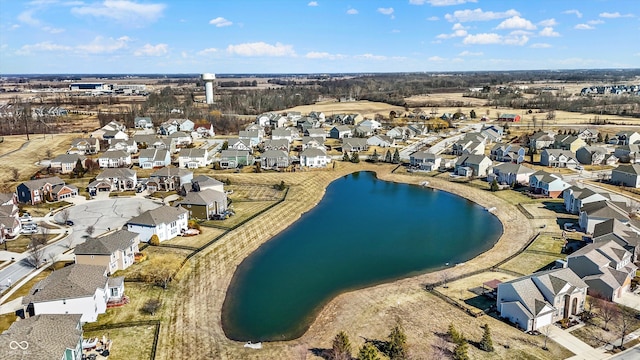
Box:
16 176 77 205
74 230 140 275
21 264 123 323
0 314 83 360
175 188 228 220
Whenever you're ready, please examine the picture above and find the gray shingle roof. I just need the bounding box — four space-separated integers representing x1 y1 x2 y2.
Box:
74 230 139 255
127 205 188 227
21 176 65 190
23 264 108 304
175 188 226 206
0 314 82 360
150 167 193 178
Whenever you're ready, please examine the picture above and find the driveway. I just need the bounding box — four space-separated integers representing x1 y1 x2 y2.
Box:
615 292 640 311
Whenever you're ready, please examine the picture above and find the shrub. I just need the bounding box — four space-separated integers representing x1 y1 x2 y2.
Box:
142 299 161 315
149 234 160 246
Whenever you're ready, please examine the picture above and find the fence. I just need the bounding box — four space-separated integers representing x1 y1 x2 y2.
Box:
83 320 161 360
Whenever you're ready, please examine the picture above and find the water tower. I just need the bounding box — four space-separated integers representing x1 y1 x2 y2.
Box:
202 73 216 104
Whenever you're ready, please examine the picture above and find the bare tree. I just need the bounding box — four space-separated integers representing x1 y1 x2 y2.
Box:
440 270 451 288
598 299 619 331
27 239 45 268
10 168 19 181
86 225 95 237
59 209 70 225
616 306 636 349
541 325 552 350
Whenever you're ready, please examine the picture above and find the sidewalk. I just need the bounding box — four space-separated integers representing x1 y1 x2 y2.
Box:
547 325 609 360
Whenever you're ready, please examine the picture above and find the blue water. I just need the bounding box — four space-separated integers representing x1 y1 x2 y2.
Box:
222 171 502 341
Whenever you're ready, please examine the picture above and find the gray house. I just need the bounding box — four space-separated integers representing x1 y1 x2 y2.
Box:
330 125 352 139
592 219 640 262
260 149 290 168
611 164 640 188
455 154 492 177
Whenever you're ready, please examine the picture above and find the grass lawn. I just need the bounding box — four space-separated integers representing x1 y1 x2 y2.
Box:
21 201 72 217
83 324 157 360
3 236 32 253
526 234 565 255
227 184 285 201
499 252 560 275
88 283 166 325
584 180 640 202
436 271 516 313
114 247 192 281
205 200 278 229
571 305 640 349
162 227 226 249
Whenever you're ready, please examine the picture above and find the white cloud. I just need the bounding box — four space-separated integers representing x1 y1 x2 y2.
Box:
76 36 130 53
530 43 552 48
17 10 41 27
346 9 358 15
305 52 345 60
538 18 558 27
599 12 634 18
411 0 477 5
436 24 468 39
378 7 394 16
71 1 166 24
209 17 232 27
427 16 439 21
428 56 445 61
43 26 65 33
587 19 604 25
226 42 295 57
445 8 520 22
496 16 536 30
463 33 529 46
134 43 168 56
16 41 72 55
197 48 218 56
563 9 583 18
539 27 559 37
307 1 318 6
574 23 594 30
10 24 21 30
458 50 482 56
181 51 188 58
355 53 387 60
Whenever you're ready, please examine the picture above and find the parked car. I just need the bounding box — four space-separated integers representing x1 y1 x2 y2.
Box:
564 222 577 232
20 213 32 222
20 228 37 235
66 220 74 226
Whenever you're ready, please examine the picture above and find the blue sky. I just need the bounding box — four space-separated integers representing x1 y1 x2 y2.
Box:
0 0 639 74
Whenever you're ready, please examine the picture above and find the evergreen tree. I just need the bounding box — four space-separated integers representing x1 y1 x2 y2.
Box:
470 109 477 119
490 178 499 192
597 132 603 143
447 323 463 345
369 149 379 163
604 133 610 143
384 150 392 163
332 331 352 360
343 152 350 162
73 159 85 177
221 141 229 150
480 324 494 352
358 343 380 360
392 148 400 164
453 341 469 360
351 152 360 163
387 325 408 360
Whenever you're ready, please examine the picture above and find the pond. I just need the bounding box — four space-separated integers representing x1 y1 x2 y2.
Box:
222 171 502 341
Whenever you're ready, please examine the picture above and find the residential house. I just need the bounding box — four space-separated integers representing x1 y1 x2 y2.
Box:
301 136 325 151
497 268 587 332
126 205 189 242
108 138 138 154
611 164 640 187
577 128 599 143
488 163 535 185
227 137 252 151
609 131 640 146
245 123 266 137
102 130 129 144
0 314 83 360
88 168 137 194
358 119 382 130
452 138 485 156
194 123 215 138
490 143 525 164
497 113 521 122
256 112 286 128
219 150 253 169
168 131 192 148
147 167 193 192
554 135 587 152
408 123 428 136
178 148 210 169
529 171 571 198
137 148 171 169
175 188 227 220
592 219 640 262
74 230 140 274
158 118 194 135
239 130 263 146
0 201 21 239
367 135 394 148
260 149 290 168
17 176 69 205
300 147 330 168
309 111 326 123
579 200 630 234
49 154 87 174
455 154 492 177
529 131 556 150
563 186 609 214
134 116 154 129
102 120 126 132
342 138 369 153
256 112 274 127
181 175 224 194
133 135 175 153
353 125 373 138
97 150 131 168
330 113 360 125
287 111 302 122
575 146 609 165
387 126 415 141
67 138 100 155
540 149 578 168
21 264 122 323
263 139 290 152
410 151 441 171
51 183 79 202
305 128 327 141
567 241 637 301
613 144 640 163
330 125 352 139
480 126 503 144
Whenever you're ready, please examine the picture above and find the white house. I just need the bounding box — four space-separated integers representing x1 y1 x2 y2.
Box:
579 200 629 234
300 147 330 168
410 151 441 171
108 139 138 154
97 150 132 168
529 171 570 198
126 205 189 242
488 163 534 185
178 148 210 169
562 186 609 214
497 268 587 332
270 128 297 143
540 149 578 168
138 148 171 169
367 135 394 148
239 130 263 146
21 264 122 323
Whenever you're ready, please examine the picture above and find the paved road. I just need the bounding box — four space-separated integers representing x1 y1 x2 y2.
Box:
608 345 640 360
0 197 162 289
